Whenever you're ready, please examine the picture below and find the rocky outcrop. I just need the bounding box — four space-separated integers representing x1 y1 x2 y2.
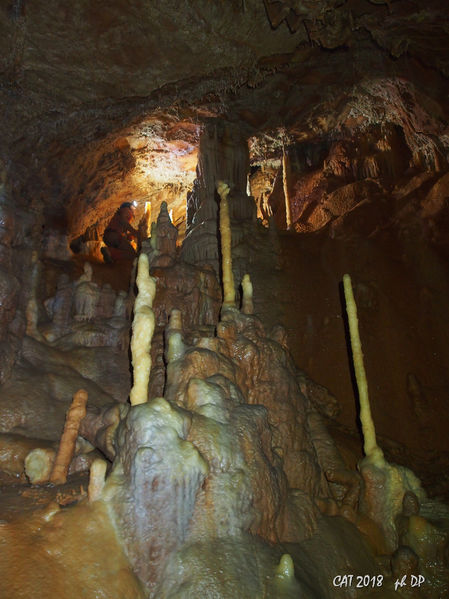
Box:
102 306 375 597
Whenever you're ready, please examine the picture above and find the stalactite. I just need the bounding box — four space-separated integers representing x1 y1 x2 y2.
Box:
129 253 156 406
217 180 236 310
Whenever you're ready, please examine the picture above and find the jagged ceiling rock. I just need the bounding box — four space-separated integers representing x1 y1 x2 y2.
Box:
0 0 448 237
1 1 447 137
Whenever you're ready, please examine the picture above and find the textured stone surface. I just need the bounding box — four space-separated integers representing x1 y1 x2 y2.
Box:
101 307 381 594
0 0 449 596
0 502 145 599
1 0 447 245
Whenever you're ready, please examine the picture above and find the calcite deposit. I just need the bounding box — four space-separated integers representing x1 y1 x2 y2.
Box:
1 0 449 597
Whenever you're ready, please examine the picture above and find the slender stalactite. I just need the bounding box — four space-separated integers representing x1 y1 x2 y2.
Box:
217 180 236 309
129 253 156 406
343 273 385 466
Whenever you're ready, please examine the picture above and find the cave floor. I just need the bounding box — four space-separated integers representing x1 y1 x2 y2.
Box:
0 471 88 522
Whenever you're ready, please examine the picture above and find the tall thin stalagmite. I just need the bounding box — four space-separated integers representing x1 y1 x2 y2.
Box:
217 180 236 309
282 147 292 230
343 273 384 466
50 389 88 484
129 253 156 406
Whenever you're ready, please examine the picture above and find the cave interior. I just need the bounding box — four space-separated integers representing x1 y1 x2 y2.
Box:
1 1 449 597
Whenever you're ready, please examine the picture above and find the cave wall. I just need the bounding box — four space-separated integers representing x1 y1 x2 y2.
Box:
1 0 449 596
253 131 449 498
0 164 42 383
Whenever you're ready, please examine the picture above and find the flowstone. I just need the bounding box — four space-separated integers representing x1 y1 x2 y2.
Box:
103 398 208 594
100 307 384 598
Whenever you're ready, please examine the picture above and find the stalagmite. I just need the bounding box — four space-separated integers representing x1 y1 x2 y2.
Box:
73 262 99 321
24 447 56 484
241 274 254 315
138 201 151 240
25 251 45 341
343 273 384 467
275 553 295 581
217 180 236 309
282 147 292 230
129 253 156 406
165 309 185 363
88 458 107 502
50 389 88 485
343 274 426 552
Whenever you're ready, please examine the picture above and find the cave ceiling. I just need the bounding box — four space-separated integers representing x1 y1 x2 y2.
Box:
1 0 448 236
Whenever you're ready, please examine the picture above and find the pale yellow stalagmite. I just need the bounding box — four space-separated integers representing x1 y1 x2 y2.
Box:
282 147 292 230
88 458 108 502
50 389 88 485
343 276 427 552
130 253 156 406
241 274 254 315
343 273 385 467
217 180 236 309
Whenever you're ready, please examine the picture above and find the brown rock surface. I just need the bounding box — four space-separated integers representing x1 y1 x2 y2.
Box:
0 0 449 596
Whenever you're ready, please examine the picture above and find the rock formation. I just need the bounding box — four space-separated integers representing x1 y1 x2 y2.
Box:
0 1 449 597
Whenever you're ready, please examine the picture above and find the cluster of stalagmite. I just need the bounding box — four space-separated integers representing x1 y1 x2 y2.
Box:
217 180 256 317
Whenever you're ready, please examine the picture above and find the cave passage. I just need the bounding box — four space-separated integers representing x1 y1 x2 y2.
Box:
1 1 449 597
